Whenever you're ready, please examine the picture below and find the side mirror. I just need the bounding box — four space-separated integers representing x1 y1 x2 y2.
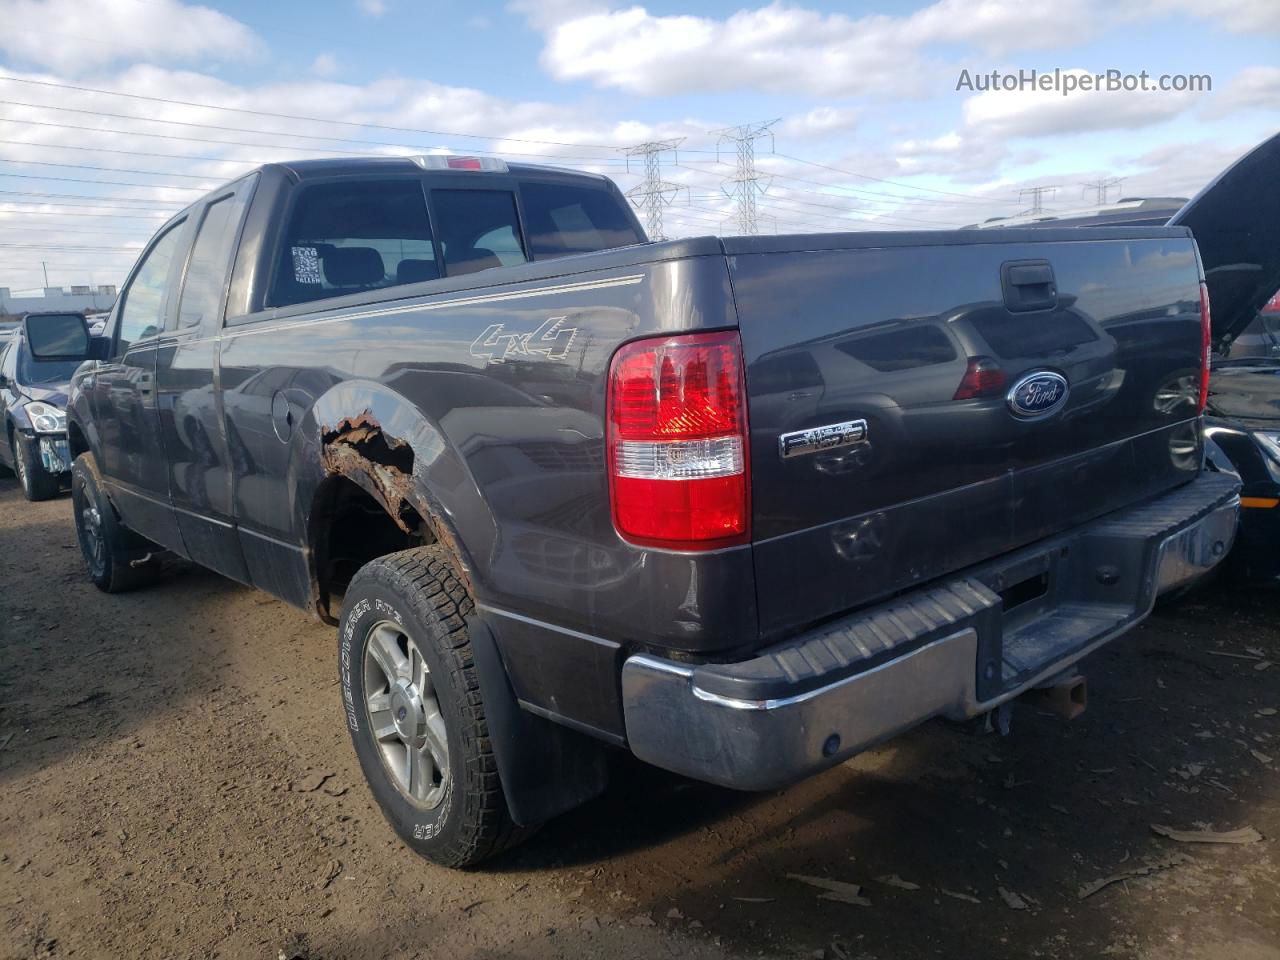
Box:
24 312 91 360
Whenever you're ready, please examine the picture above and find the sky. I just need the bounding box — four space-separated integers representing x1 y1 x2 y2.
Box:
0 0 1276 295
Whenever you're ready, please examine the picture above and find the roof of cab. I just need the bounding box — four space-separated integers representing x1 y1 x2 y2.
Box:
272 156 611 184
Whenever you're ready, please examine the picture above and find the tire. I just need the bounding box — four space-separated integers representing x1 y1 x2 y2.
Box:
13 431 61 501
71 453 161 593
338 546 527 868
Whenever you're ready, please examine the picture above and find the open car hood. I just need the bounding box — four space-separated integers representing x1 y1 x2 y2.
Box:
1169 131 1280 345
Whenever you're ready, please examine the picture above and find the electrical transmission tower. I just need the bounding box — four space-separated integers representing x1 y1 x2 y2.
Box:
620 138 686 240
1082 177 1123 205
1019 185 1057 215
713 119 779 235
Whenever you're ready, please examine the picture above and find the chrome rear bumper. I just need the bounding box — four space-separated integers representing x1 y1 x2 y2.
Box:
621 472 1240 791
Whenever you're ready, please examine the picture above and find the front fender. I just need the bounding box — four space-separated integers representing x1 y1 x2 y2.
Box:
66 367 102 460
292 379 497 595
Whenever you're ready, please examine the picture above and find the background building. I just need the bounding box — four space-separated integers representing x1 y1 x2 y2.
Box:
0 284 117 316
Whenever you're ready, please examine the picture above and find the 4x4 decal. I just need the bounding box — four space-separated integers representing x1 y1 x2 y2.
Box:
470 317 578 364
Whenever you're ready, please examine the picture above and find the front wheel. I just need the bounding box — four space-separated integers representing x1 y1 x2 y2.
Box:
13 432 61 501
338 546 527 868
71 453 161 593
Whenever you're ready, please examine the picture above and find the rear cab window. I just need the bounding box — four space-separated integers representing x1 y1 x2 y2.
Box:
264 169 644 311
432 189 528 276
270 179 438 308
519 181 643 259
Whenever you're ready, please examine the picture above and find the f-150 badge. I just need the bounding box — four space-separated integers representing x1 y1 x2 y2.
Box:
470 317 578 364
779 419 869 459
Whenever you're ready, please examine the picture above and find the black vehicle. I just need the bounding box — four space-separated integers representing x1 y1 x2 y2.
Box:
1202 285 1280 581
0 312 85 500
37 145 1258 868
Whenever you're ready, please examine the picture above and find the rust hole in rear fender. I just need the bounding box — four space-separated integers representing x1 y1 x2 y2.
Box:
320 410 418 534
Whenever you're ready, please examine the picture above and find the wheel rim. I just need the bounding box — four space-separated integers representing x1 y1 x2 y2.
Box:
75 487 106 577
362 620 450 810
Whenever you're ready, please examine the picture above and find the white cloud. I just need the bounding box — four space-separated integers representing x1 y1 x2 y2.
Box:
1108 138 1263 201
528 0 1101 97
1207 66 1280 118
0 0 261 74
309 53 339 78
357 0 388 16
959 68 1201 138
1140 0 1279 32
778 107 859 140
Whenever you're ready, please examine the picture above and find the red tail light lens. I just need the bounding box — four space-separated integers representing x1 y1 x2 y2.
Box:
953 356 1006 400
607 331 749 548
1198 280 1212 412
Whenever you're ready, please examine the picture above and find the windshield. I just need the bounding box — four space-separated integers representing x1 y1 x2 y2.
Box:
17 342 81 385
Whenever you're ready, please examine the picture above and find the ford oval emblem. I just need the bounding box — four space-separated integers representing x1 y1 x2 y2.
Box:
1007 371 1069 418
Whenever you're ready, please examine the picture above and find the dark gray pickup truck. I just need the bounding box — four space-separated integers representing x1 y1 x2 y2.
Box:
38 148 1258 867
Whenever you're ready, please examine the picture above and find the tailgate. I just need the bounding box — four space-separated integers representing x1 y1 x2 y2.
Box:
727 229 1206 639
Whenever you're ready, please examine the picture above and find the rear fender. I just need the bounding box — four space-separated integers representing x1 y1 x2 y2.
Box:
295 380 497 605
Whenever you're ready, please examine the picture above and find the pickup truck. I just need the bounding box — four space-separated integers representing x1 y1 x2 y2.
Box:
40 149 1256 868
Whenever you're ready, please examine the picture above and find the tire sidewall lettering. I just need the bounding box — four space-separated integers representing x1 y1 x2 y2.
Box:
341 586 457 844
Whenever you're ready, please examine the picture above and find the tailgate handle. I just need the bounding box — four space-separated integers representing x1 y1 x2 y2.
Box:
1001 259 1057 313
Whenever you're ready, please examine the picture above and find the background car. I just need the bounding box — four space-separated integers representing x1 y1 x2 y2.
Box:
0 312 85 500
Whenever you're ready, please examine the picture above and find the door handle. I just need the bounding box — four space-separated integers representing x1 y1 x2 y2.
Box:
1001 259 1057 313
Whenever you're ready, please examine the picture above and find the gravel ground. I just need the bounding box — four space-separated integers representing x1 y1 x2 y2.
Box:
1 477 1277 960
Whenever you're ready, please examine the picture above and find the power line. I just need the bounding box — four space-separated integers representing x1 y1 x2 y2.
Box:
0 207 168 219
0 134 267 168
0 170 207 190
674 163 969 227
0 158 219 184
0 106 633 166
773 151 1010 202
620 139 686 240
0 223 155 237
0 189 185 206
0 74 627 151
712 120 778 236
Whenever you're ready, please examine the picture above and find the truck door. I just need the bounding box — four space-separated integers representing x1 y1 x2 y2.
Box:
157 178 257 582
89 216 192 553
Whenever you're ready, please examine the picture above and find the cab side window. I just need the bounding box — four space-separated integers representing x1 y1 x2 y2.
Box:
118 219 186 351
178 193 247 329
270 179 438 308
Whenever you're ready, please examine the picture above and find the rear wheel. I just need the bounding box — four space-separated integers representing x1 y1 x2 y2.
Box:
13 431 60 501
338 546 528 868
71 453 161 592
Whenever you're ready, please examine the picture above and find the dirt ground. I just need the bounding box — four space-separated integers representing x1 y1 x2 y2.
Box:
1 478 1277 960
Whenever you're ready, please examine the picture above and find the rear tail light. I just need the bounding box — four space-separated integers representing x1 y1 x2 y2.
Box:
1261 290 1280 315
953 356 1006 400
1198 280 1212 412
607 330 750 548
